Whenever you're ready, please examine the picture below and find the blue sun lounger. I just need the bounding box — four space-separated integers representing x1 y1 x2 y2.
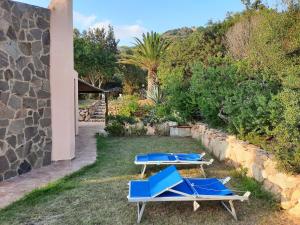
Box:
128 165 250 223
135 152 213 177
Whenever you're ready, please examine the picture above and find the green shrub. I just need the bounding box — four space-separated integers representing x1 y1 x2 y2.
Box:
118 95 139 117
269 89 300 173
107 115 136 125
105 121 125 136
231 168 276 205
128 126 147 136
160 57 299 173
105 115 136 137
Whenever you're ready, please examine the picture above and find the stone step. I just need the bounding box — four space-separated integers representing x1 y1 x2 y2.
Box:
93 114 105 117
90 118 106 122
91 115 105 118
94 110 105 113
94 111 105 115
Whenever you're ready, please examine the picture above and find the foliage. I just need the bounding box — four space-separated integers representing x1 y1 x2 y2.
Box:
118 95 139 117
74 26 119 88
231 168 276 205
147 85 164 105
107 115 136 125
105 114 137 136
120 32 170 95
105 121 125 136
118 47 147 95
157 6 300 173
127 124 147 136
270 89 300 172
109 95 140 117
159 21 231 83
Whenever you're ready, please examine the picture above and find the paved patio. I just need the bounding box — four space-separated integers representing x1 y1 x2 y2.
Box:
0 122 104 209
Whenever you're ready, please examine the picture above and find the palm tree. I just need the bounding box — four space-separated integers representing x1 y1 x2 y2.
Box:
119 31 170 97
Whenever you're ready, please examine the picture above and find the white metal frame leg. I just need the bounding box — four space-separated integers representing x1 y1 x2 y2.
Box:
140 165 147 178
199 164 206 177
137 202 146 223
221 200 237 221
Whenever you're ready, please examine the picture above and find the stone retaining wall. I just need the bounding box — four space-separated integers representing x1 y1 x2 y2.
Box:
0 0 52 181
191 123 300 218
79 100 99 122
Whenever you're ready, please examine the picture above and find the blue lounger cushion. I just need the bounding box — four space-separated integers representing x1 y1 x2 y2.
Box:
176 153 201 161
130 165 183 198
148 165 183 197
129 166 233 200
130 181 151 198
158 178 233 197
136 153 202 162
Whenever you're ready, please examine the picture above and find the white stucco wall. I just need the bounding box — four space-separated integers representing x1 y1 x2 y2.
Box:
49 0 78 161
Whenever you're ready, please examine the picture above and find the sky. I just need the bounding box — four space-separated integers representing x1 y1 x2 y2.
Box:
15 0 282 46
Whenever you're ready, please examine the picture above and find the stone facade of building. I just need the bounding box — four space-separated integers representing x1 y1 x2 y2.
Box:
0 0 52 181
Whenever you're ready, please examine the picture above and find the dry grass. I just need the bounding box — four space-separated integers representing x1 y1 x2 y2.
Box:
0 136 298 225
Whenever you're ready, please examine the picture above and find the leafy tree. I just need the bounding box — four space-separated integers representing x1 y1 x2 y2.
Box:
118 47 147 95
74 26 119 88
158 22 230 85
119 32 170 96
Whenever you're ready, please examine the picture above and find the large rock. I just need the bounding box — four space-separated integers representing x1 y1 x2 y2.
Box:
288 202 300 218
6 148 17 163
0 128 6 140
7 94 22 110
12 80 29 96
0 103 15 119
0 50 9 69
7 26 17 40
24 126 38 140
23 97 37 109
0 119 9 127
0 80 9 91
8 119 25 134
0 156 9 173
6 135 16 148
30 29 42 40
36 17 49 30
18 42 32 56
146 125 155 136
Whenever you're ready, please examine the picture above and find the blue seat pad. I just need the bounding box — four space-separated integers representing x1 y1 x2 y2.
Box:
130 178 233 199
130 180 151 198
187 178 233 196
176 153 202 161
136 153 202 162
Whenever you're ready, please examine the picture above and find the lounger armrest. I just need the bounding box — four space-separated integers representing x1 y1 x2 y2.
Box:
222 177 231 184
243 191 251 200
208 158 214 164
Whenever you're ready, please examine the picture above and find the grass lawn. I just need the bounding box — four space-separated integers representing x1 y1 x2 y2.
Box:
0 136 297 225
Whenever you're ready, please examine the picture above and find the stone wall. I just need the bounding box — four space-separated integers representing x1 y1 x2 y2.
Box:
0 0 51 181
79 98 106 122
191 123 300 218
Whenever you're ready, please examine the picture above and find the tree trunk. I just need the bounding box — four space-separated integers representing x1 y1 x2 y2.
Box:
147 69 157 98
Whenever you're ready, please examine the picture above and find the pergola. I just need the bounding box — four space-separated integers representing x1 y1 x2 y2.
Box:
78 79 104 94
